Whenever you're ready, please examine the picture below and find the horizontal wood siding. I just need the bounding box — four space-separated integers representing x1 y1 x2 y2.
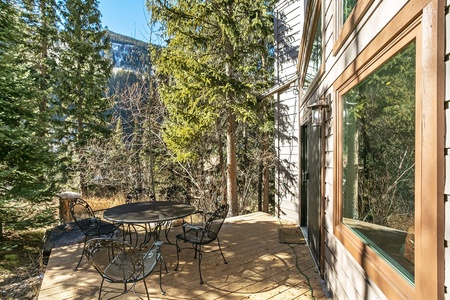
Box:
323 0 413 299
324 237 387 300
276 87 300 223
277 0 446 298
298 0 417 299
275 0 303 80
274 0 303 224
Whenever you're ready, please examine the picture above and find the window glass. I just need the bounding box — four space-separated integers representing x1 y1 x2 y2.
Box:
302 10 322 91
341 42 416 282
343 0 358 24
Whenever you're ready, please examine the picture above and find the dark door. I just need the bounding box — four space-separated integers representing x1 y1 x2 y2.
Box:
307 124 321 265
300 125 308 227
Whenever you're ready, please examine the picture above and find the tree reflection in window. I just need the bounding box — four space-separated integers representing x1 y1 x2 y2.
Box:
343 0 358 24
342 42 416 282
302 9 322 91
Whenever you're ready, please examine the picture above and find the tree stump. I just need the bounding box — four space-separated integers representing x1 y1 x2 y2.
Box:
56 192 81 224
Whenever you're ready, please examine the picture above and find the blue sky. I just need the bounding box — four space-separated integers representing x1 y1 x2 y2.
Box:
98 0 150 43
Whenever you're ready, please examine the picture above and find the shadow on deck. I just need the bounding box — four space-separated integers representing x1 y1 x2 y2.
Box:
38 212 330 300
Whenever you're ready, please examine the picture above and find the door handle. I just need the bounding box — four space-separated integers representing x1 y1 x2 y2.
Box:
302 171 309 182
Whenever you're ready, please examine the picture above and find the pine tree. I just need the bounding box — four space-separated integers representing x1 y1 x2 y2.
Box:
147 0 275 215
19 0 61 188
0 0 57 237
55 0 113 195
21 0 60 123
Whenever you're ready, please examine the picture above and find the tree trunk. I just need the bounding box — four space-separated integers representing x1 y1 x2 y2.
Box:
262 132 270 212
224 34 238 215
77 92 87 196
227 113 238 216
148 76 156 196
260 46 270 213
217 120 226 204
258 162 262 211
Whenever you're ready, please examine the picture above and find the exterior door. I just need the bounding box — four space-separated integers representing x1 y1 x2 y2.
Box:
307 123 322 266
300 124 308 227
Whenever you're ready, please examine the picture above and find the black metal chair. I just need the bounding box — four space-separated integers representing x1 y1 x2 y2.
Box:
84 238 166 300
174 203 229 284
69 198 121 270
164 185 190 204
126 188 156 203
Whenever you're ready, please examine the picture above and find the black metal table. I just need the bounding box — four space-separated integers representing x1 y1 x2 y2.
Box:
103 201 196 247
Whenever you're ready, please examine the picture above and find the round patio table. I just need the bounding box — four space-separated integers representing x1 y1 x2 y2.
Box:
104 201 195 224
103 201 196 247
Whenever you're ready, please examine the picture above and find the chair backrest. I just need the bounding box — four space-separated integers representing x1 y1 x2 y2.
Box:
164 185 191 204
204 204 229 240
84 238 163 283
69 198 99 234
126 188 156 203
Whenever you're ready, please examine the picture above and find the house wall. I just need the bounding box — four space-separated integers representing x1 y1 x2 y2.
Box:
275 0 447 299
319 1 409 299
274 0 304 223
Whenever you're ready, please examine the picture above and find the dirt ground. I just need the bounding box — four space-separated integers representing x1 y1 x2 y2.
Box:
0 231 45 300
0 271 43 300
0 196 125 300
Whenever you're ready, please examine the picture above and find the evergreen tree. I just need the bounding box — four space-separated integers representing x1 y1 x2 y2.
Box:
0 0 57 237
55 0 113 195
19 0 61 188
20 0 60 124
147 0 275 215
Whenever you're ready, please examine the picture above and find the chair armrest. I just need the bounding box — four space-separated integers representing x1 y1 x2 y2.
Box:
144 241 163 259
182 223 204 231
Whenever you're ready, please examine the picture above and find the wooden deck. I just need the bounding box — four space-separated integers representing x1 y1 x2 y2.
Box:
38 212 330 300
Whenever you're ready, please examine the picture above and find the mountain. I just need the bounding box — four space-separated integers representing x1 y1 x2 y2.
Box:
107 30 151 73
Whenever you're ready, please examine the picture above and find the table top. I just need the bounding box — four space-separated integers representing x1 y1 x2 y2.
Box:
103 201 196 224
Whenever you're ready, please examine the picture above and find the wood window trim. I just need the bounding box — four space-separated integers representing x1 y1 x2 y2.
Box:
332 0 444 299
333 0 376 55
297 0 325 98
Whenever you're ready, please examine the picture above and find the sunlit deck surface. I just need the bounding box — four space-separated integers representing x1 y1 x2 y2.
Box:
38 212 330 300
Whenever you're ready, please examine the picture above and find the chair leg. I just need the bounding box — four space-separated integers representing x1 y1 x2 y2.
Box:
197 245 203 284
142 276 150 300
98 277 105 300
174 238 181 271
161 255 168 273
217 236 227 264
194 244 198 259
159 259 166 295
74 237 87 271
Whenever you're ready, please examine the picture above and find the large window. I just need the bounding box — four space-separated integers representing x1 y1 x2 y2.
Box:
302 9 322 91
334 2 444 298
342 0 358 24
341 42 416 282
298 0 323 94
333 0 374 55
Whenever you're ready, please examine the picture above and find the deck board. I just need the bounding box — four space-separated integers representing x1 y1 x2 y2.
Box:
38 212 330 300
